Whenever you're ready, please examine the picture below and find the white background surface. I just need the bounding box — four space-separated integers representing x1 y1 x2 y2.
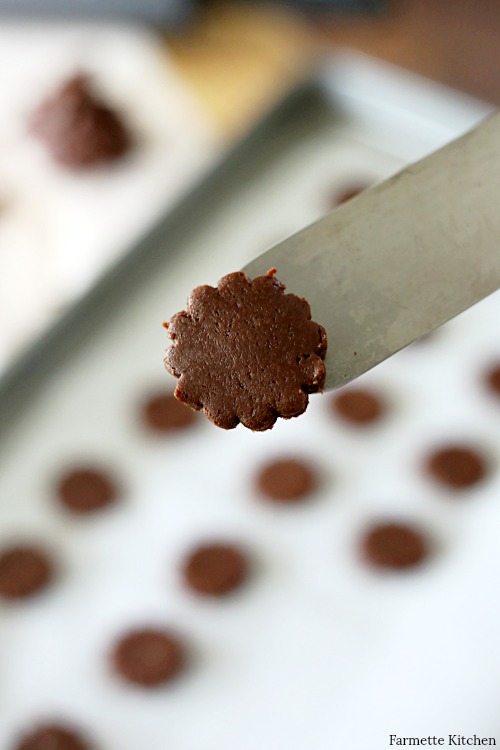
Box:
1 55 499 749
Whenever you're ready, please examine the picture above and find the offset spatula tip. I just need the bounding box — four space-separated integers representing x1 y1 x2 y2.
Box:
242 112 500 391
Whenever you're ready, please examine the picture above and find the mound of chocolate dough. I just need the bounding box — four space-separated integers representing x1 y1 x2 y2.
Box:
14 723 91 750
362 522 428 570
426 445 487 490
332 388 385 425
30 75 131 168
0 544 54 600
56 466 118 514
255 457 318 503
182 542 248 597
142 392 197 433
112 628 185 688
164 269 327 431
484 363 500 397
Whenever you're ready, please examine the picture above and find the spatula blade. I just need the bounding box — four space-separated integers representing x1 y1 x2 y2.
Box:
242 113 500 390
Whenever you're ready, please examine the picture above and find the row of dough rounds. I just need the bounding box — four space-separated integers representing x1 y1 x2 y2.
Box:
4 359 500 749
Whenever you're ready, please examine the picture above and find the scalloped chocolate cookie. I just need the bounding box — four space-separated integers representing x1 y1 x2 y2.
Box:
164 269 327 431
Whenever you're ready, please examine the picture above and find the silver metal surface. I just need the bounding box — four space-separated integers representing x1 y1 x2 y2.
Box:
243 112 500 390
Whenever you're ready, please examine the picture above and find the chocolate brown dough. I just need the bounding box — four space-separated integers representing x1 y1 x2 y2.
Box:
56 467 117 514
332 388 385 425
164 269 327 431
14 723 90 750
31 75 131 168
255 458 318 502
142 392 197 432
484 363 500 396
362 522 427 570
426 445 487 490
182 543 248 596
112 628 185 688
0 545 54 600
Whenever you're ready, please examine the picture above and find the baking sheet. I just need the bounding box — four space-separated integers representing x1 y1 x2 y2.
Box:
0 22 218 373
1 54 499 749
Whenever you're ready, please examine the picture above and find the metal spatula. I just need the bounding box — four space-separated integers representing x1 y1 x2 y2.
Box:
242 112 500 391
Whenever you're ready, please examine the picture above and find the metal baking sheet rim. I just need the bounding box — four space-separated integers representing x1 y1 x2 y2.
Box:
0 51 493 430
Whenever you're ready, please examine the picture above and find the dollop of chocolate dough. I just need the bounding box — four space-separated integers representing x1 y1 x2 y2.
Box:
164 269 327 431
14 723 90 750
362 522 428 570
182 543 248 597
255 457 318 503
30 75 131 169
142 392 197 433
484 363 500 397
332 388 385 425
0 545 54 600
56 466 118 514
112 628 185 688
425 445 487 490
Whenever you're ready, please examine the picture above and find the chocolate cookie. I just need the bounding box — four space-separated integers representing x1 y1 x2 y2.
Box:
56 467 117 514
331 388 385 425
484 363 500 397
426 445 487 490
362 522 427 570
182 543 248 596
255 457 318 503
112 628 185 687
0 545 54 600
13 723 90 750
30 75 131 168
164 269 327 431
142 392 197 433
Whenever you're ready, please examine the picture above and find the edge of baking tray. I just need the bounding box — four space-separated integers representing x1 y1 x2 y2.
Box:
0 52 493 425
